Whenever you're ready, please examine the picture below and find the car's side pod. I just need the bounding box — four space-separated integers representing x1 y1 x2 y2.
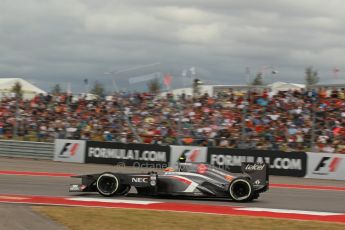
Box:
241 163 269 188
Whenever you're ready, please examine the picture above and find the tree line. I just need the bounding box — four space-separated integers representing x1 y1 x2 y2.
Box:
9 67 322 98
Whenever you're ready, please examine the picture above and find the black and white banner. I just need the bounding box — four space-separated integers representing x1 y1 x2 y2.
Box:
85 141 170 167
53 139 345 180
207 148 307 177
306 152 345 180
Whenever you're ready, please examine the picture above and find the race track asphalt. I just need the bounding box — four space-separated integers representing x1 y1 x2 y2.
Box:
0 157 344 213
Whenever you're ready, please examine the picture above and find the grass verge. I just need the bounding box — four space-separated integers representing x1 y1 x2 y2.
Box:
33 206 344 230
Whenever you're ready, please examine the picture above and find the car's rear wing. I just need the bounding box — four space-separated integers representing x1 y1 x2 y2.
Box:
241 163 269 187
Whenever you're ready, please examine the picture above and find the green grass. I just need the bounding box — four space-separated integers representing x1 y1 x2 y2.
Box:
33 206 344 230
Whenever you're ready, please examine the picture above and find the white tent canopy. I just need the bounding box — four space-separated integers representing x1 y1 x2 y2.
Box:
268 81 305 93
0 78 46 99
161 82 306 98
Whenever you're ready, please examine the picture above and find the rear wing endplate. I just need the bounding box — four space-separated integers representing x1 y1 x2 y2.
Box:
241 163 269 186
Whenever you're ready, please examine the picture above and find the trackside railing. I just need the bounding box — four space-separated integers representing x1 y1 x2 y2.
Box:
0 140 54 159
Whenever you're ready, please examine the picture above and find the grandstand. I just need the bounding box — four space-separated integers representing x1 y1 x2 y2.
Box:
0 81 344 153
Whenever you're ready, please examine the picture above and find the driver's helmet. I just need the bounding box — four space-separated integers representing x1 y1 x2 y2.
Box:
178 155 186 163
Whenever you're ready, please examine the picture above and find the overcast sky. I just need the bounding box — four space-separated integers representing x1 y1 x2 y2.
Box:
1 0 345 93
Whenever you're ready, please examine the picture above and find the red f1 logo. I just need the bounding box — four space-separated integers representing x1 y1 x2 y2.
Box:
188 149 200 162
314 157 342 175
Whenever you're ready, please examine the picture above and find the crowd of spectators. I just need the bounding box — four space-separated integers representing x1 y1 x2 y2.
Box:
0 87 344 153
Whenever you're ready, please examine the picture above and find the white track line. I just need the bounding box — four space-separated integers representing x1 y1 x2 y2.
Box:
235 207 343 216
67 197 161 205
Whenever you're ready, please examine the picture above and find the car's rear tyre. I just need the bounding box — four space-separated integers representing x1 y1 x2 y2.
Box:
96 173 120 197
228 177 254 202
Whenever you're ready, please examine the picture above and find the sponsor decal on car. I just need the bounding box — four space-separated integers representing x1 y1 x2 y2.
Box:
224 175 234 182
69 184 85 192
197 164 208 174
245 164 265 171
131 177 148 183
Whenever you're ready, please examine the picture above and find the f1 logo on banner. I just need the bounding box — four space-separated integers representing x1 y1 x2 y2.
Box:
169 146 207 167
59 143 79 158
54 139 86 163
306 152 345 180
313 157 342 175
179 149 201 162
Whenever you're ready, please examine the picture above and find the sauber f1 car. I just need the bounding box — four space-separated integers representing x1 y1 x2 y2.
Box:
69 162 269 202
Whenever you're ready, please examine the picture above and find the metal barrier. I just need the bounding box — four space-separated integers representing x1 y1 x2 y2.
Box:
0 140 54 159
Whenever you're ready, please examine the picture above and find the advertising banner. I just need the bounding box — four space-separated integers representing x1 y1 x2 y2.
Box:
169 145 207 167
306 152 345 180
207 148 307 177
85 141 170 168
54 139 86 163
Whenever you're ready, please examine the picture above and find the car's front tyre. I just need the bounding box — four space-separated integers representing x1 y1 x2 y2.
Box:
96 173 120 197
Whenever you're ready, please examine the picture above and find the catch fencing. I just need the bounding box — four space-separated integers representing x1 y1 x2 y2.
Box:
0 140 54 159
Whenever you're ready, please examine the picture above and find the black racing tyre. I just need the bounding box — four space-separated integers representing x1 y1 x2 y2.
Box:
228 177 254 202
96 173 120 197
